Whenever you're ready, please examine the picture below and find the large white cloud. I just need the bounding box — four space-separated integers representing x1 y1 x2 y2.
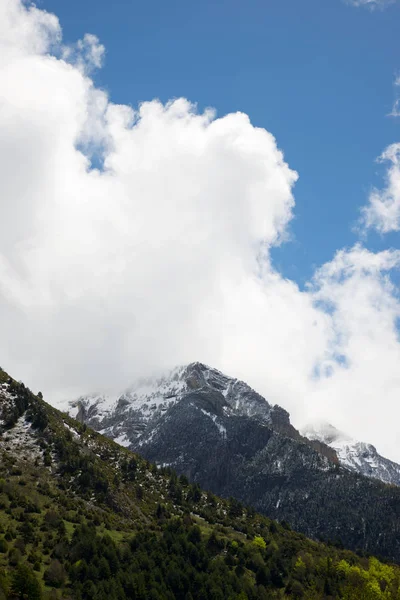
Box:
0 0 297 393
2 0 400 462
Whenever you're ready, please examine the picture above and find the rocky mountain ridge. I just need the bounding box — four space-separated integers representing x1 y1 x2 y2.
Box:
66 362 398 485
61 362 400 561
301 421 400 487
65 362 338 463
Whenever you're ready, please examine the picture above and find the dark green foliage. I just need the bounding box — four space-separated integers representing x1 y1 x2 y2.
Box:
1 366 400 599
121 457 137 481
8 548 22 566
11 563 41 600
187 483 201 503
44 559 66 587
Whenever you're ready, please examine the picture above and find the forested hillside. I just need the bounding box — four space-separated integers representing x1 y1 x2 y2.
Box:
1 366 400 600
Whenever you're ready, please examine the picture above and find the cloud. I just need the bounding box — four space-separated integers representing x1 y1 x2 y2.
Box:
307 245 400 447
2 0 400 463
360 144 400 233
0 0 297 394
62 33 105 74
345 0 396 9
218 245 400 462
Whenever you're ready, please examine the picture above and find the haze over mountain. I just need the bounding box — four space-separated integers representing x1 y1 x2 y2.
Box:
1 0 400 464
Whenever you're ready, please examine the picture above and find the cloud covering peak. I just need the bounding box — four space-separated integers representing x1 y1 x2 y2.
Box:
1 0 400 463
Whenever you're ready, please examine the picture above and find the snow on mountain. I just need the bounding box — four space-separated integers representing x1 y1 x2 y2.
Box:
0 380 17 428
301 421 400 486
0 377 52 464
66 365 210 420
62 361 400 488
61 362 278 448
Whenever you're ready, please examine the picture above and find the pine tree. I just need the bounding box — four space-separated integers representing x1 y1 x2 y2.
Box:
11 563 42 600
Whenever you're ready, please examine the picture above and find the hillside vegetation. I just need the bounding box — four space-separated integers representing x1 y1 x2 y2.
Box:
72 362 400 562
1 366 400 600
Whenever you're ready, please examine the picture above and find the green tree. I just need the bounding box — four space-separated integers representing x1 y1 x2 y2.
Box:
11 563 42 600
252 536 267 551
44 559 66 588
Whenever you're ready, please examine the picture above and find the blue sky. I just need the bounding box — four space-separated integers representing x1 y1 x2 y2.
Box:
40 0 400 284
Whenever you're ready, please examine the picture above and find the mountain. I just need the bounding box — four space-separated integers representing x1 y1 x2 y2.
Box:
65 362 337 461
301 421 400 487
2 366 400 599
65 362 400 562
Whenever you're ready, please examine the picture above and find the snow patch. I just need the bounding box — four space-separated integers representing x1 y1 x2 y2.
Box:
199 408 227 438
114 433 131 447
63 422 80 439
1 416 44 462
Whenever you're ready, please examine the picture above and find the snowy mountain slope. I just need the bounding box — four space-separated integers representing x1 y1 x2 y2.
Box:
64 362 400 488
59 362 400 559
0 380 42 461
0 380 18 428
301 421 400 487
62 362 288 448
62 361 342 467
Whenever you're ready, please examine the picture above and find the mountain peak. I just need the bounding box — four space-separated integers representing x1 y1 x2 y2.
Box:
301 420 400 486
64 363 400 489
64 362 276 441
301 421 352 445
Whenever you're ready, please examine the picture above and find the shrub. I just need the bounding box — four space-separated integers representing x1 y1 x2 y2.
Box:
44 560 66 588
253 536 267 551
11 563 42 600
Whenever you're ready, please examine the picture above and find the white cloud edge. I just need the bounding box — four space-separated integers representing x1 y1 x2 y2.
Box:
360 144 400 233
1 0 400 464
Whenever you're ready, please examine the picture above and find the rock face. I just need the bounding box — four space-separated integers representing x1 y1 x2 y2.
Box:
65 362 336 458
301 421 400 487
64 362 400 560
